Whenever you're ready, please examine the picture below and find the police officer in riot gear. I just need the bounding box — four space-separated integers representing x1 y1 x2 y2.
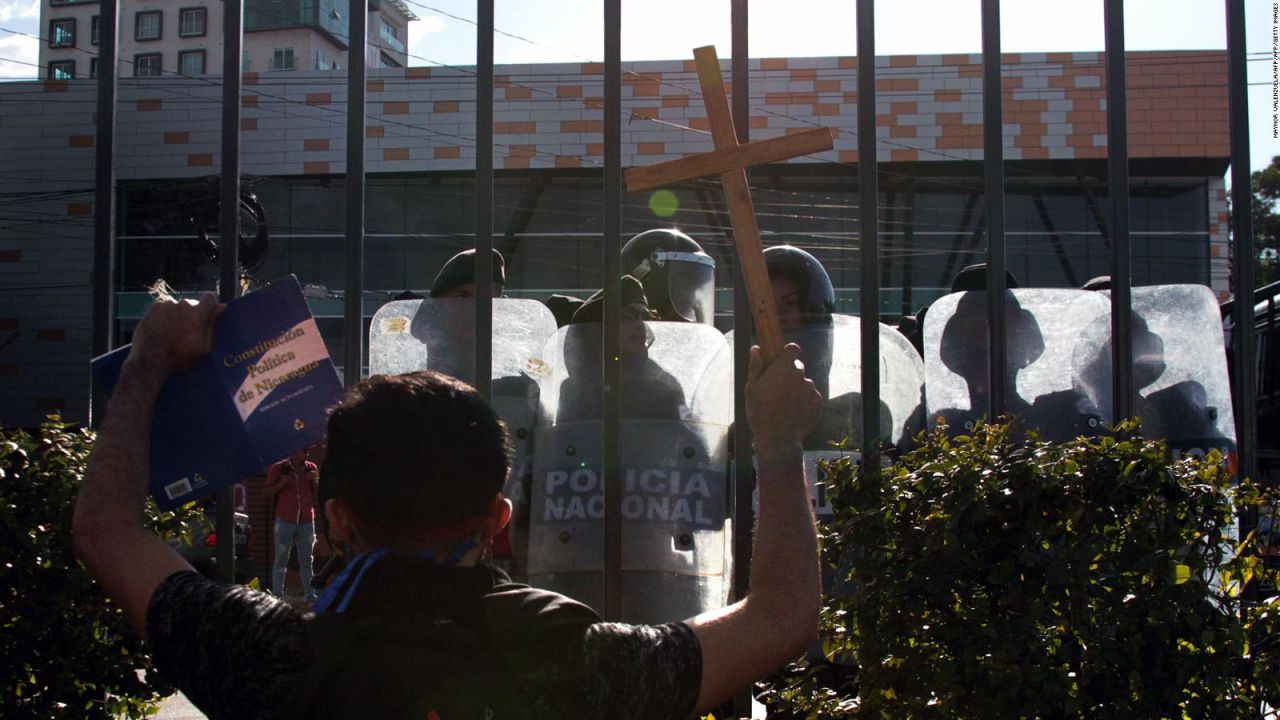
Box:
621 229 717 325
766 245 836 444
765 244 835 329
556 276 688 422
765 245 899 452
529 245 735 624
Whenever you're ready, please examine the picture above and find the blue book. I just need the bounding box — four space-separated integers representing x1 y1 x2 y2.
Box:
91 276 345 510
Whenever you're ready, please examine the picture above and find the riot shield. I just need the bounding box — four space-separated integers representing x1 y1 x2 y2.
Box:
924 289 1112 442
1070 284 1237 460
528 321 733 624
727 314 925 515
369 298 558 578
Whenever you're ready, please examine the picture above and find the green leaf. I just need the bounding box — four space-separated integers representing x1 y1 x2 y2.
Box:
1175 564 1191 584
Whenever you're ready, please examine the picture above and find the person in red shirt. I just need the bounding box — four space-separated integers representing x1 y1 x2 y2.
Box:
264 449 319 602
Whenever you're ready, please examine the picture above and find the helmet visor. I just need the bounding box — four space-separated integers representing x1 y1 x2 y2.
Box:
666 260 716 324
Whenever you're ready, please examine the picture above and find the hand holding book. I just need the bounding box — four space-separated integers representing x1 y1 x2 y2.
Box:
125 292 226 380
92 277 344 510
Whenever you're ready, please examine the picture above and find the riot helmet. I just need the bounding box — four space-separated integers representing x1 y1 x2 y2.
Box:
764 245 835 329
620 229 716 324
430 249 506 299
950 262 1019 293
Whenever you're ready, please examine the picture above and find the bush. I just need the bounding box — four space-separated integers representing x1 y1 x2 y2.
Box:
764 421 1280 718
0 417 199 718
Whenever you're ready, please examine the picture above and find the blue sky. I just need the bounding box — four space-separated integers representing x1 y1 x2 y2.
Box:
1 0 1277 174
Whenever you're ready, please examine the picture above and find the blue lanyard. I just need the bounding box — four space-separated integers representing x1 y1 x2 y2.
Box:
312 537 480 615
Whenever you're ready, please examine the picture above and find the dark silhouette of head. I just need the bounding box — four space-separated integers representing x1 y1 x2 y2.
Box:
430 249 506 299
319 372 511 545
938 290 1045 390
950 263 1019 294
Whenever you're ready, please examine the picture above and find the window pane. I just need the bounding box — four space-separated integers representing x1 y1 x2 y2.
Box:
180 8 205 36
135 54 161 77
272 47 294 70
136 12 160 40
179 52 204 75
91 16 99 44
50 20 74 47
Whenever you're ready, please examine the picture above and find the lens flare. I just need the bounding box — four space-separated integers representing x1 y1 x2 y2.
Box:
648 189 679 218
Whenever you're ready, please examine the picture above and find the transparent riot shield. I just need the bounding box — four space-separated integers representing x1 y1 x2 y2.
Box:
369 298 558 578
528 321 733 624
1069 284 1237 461
727 314 925 516
924 289 1112 442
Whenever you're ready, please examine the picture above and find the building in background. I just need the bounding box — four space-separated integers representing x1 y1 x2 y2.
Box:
0 51 1230 427
37 0 415 79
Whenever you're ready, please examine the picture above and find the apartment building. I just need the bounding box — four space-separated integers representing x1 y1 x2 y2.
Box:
38 0 415 79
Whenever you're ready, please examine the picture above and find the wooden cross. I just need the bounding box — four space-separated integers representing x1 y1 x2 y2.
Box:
625 45 834 365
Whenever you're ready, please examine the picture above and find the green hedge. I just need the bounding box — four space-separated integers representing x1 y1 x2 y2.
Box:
764 421 1280 718
0 418 199 719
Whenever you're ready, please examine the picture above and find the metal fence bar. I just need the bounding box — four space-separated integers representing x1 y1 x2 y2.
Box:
1226 0 1256 482
981 0 1007 418
215 0 245 583
856 0 881 464
342 0 367 389
730 13 753 712
730 0 753 605
89 0 119 428
1104 0 1133 421
475 0 494 400
602 0 623 622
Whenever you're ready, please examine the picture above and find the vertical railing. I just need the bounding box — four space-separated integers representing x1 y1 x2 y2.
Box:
730 0 753 603
981 0 1007 418
343 0 367 389
89 0 118 429
1226 0 1257 485
1104 0 1133 423
215 0 245 583
474 0 494 400
856 0 880 462
601 0 623 622
79 0 1261 624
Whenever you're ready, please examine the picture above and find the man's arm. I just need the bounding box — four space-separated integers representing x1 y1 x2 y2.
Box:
303 461 319 494
72 293 225 639
685 343 822 711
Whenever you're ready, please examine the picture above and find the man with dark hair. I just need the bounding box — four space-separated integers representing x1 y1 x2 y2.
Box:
73 292 823 719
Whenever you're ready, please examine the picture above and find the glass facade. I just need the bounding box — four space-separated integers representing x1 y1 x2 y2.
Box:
114 169 1212 369
246 0 348 47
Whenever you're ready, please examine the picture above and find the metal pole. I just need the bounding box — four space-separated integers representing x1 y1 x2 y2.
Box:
1104 0 1133 422
730 0 753 606
602 0 623 621
474 0 494 401
343 0 367 389
1226 0 1256 482
215 0 244 583
981 0 1007 419
89 0 119 427
856 0 880 466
